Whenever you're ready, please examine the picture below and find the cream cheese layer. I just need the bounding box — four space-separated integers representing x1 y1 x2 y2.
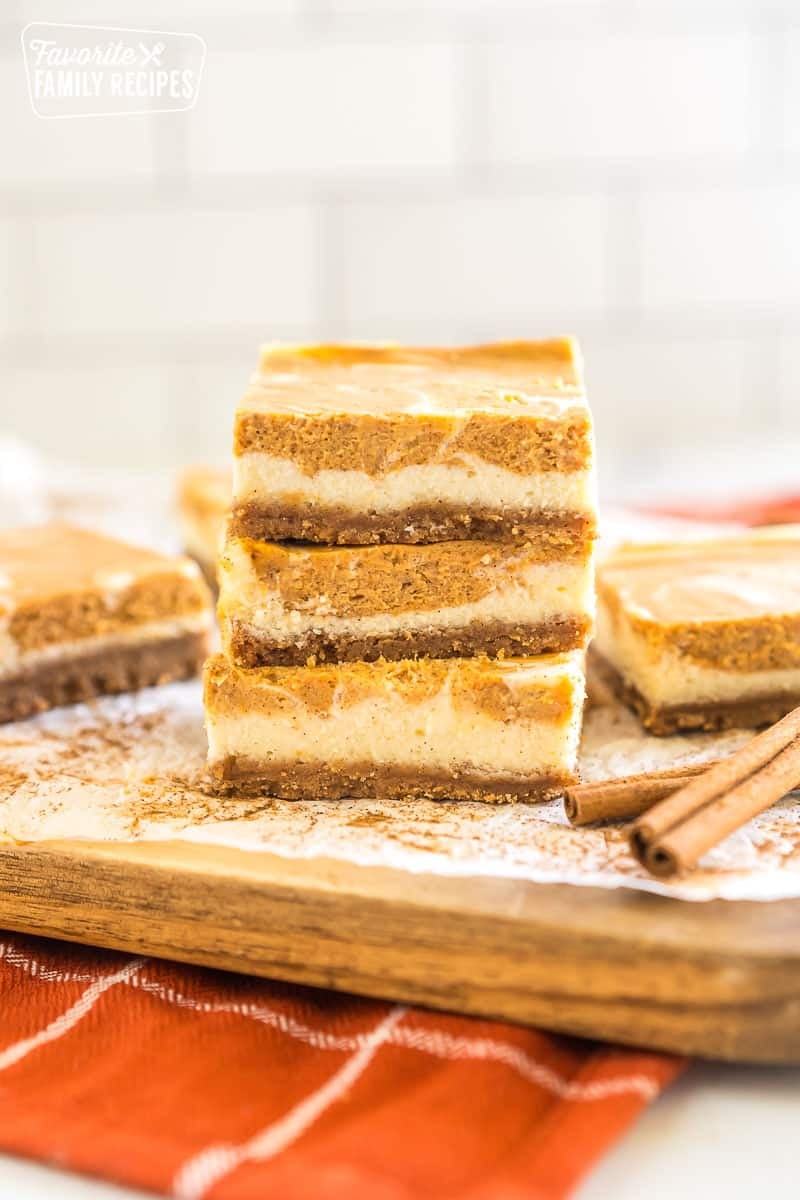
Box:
233 453 596 517
595 602 800 708
205 654 585 778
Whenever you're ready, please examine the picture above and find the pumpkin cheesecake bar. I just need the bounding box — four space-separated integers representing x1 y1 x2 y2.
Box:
204 650 585 802
231 339 596 546
0 523 213 723
219 534 594 666
594 529 800 735
176 464 230 587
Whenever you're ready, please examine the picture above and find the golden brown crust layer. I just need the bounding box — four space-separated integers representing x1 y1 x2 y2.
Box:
0 631 208 725
225 615 591 668
203 651 578 724
229 503 596 548
589 649 800 736
209 757 574 803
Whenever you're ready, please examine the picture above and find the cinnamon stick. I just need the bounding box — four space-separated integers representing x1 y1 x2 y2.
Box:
564 762 714 826
629 705 800 877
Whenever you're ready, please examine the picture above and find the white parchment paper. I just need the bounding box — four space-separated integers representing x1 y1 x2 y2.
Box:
2 680 799 902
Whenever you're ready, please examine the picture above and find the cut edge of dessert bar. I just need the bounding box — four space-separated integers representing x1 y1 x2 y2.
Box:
217 534 595 667
588 647 800 736
176 464 230 588
230 338 597 545
203 650 586 803
593 528 800 735
0 522 214 724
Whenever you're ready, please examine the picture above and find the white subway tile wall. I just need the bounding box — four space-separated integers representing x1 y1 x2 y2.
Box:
641 185 800 313
778 336 800 425
339 194 612 335
34 206 318 336
0 60 157 184
189 46 460 176
0 220 13 338
581 331 759 497
1 0 799 496
785 30 800 156
6 366 175 466
486 34 754 164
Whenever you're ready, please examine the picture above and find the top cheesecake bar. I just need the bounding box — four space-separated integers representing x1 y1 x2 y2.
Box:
593 529 800 734
230 339 596 546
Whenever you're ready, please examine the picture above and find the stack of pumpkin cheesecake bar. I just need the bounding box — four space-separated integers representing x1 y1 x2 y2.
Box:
203 339 598 803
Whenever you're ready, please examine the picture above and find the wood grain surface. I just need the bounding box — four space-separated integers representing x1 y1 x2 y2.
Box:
0 838 798 1063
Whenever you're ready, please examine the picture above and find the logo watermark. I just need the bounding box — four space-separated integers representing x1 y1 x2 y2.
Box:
21 22 206 118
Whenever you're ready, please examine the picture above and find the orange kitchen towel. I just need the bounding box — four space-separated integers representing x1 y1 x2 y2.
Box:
0 933 682 1200
645 491 800 526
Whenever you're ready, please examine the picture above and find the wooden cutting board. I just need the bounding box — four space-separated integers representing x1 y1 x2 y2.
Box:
1 837 798 1064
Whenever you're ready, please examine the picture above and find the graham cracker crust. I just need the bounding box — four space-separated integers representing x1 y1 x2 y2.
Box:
0 631 208 725
210 757 575 803
229 502 596 548
589 648 800 736
227 614 591 668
